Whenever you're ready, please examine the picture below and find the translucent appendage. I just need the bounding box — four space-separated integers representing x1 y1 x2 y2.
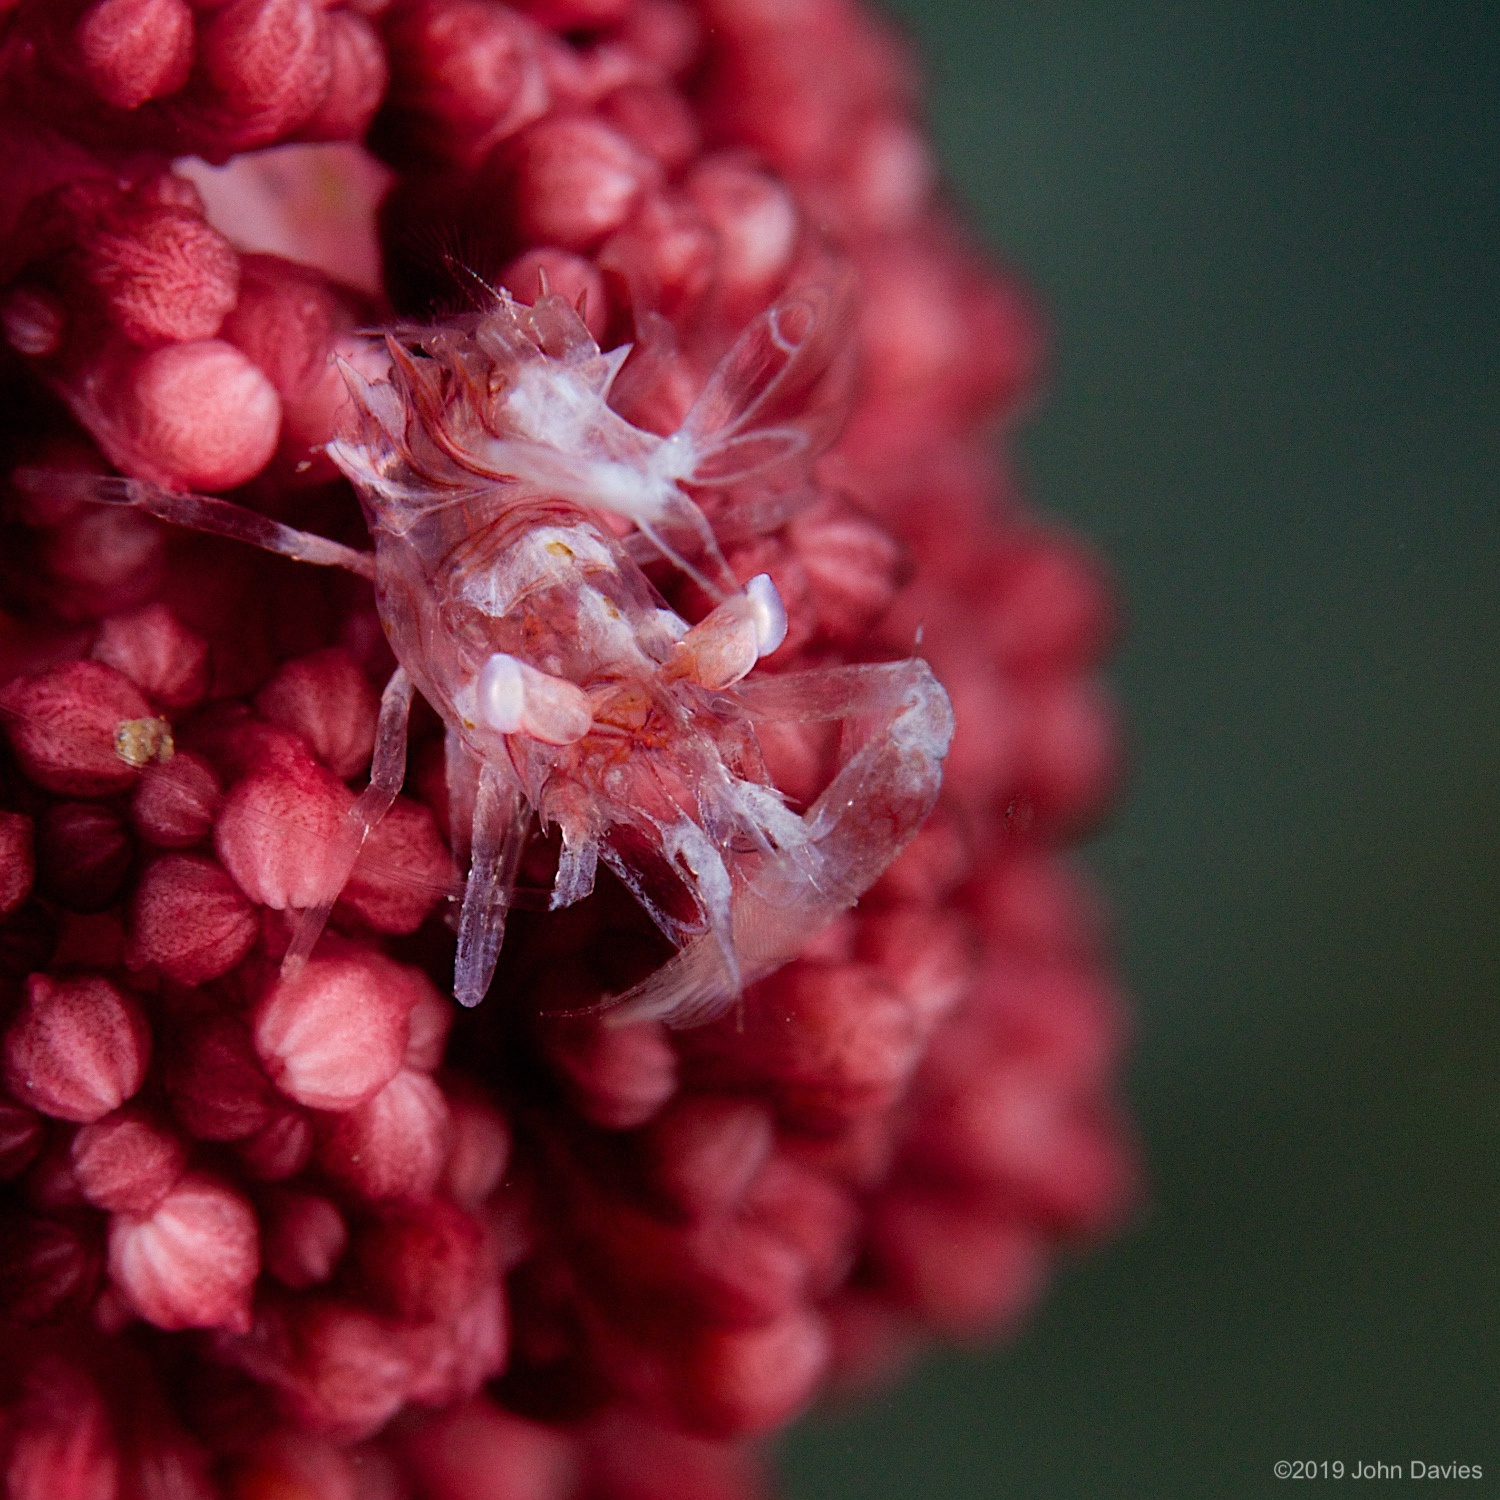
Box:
455 767 530 1007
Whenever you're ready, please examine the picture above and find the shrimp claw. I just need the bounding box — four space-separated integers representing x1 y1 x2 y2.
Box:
605 656 954 1027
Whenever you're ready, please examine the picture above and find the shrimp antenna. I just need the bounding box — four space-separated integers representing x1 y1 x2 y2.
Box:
442 254 505 310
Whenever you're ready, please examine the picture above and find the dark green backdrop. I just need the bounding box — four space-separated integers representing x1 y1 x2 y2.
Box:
780 4 1500 1494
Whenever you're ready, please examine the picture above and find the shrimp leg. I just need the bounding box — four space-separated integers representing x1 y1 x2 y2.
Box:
281 667 415 976
13 471 376 578
455 764 532 1007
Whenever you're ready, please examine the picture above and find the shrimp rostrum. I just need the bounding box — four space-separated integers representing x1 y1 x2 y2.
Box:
41 279 954 1023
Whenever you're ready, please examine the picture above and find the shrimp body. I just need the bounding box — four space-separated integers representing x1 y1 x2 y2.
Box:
37 280 953 1021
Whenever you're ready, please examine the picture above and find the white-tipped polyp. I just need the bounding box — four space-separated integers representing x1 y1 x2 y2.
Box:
478 654 527 733
745 573 787 657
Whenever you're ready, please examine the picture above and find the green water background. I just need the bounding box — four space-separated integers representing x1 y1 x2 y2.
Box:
780 3 1500 1494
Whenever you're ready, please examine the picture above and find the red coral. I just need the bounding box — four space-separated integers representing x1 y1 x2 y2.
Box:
0 0 1133 1495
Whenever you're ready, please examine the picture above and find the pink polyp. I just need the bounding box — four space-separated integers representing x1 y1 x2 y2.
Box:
580 1411 767 1500
71 1106 186 1214
197 0 332 127
164 1011 278 1141
220 253 361 452
378 0 550 168
215 761 354 909
510 114 658 251
92 602 211 709
693 961 921 1127
580 1191 806 1330
0 286 65 357
188 704 319 781
687 158 799 315
0 815 35 918
833 117 934 236
678 1216 810 1326
855 904 976 1035
316 1067 452 1201
254 646 380 780
228 1429 364 1500
0 1214 103 1323
543 1017 678 1130
788 501 905 643
0 1097 46 1180
123 339 282 491
616 0 702 76
116 1425 217 1500
853 242 993 413
299 9 388 143
403 977 455 1071
865 807 970 907
442 1091 512 1207
982 532 1117 674
676 1309 831 1438
262 1187 348 1288
1000 1102 1136 1234
254 949 420 1111
973 853 1107 959
127 852 258 983
37 804 132 906
599 82 701 175
821 1289 918 1400
352 1199 483 1323
236 1296 417 1440
1016 676 1122 828
740 1155 858 1299
341 797 454 934
400 1273 508 1408
108 1170 259 1331
0 660 152 795
21 1132 88 1213
236 1108 314 1181
912 1057 1058 1190
130 750 222 847
41 503 166 620
74 0 196 111
641 1095 777 1223
3 973 151 1124
82 202 241 346
939 649 1025 807
600 191 716 324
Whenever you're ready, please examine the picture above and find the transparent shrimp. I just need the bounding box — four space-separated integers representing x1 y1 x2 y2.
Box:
12 277 953 1022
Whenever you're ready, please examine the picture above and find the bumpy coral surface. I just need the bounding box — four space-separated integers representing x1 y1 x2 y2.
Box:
0 1 1133 1495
